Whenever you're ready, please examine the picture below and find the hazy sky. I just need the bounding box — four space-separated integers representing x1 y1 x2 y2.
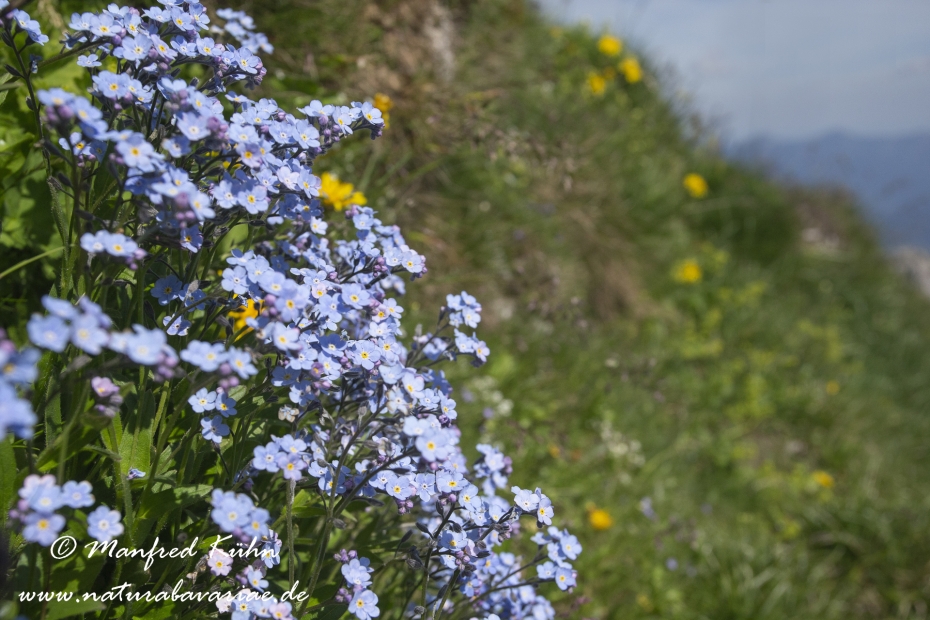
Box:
537 0 930 141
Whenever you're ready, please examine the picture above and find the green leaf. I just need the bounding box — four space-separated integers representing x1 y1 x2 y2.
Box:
310 583 339 604
134 482 212 543
121 391 155 475
37 424 102 472
0 437 15 524
102 408 124 454
132 602 176 620
48 533 107 594
0 73 14 109
312 603 347 620
293 504 327 519
44 599 105 620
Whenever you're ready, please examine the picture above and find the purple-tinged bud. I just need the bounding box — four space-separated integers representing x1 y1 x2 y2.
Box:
92 376 120 398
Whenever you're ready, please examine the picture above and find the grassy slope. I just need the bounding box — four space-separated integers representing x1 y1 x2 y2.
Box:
240 0 930 617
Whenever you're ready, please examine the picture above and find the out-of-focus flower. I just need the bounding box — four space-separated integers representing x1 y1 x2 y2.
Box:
812 470 835 489
598 35 622 56
373 93 392 128
87 505 124 543
826 380 840 395
673 259 702 284
683 172 709 199
587 505 613 531
229 298 261 335
319 172 366 211
619 57 643 83
587 72 607 96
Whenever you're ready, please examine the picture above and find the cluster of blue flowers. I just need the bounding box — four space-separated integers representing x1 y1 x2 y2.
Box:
27 294 179 382
202 490 293 618
209 489 280 568
334 551 380 620
190 387 239 442
0 0 580 616
1 2 49 46
0 330 39 441
217 591 296 620
9 475 122 546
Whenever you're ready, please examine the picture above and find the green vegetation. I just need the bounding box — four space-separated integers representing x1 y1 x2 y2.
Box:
2 0 929 617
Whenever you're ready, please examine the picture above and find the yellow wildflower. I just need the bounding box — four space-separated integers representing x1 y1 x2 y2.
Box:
587 506 614 531
587 71 607 96
548 444 561 459
812 470 835 488
636 594 654 612
825 380 840 395
228 298 262 337
673 259 702 284
319 172 367 211
373 92 393 129
597 34 623 57
619 57 643 83
683 173 709 199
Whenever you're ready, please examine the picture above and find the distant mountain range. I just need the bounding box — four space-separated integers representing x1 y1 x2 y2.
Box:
728 133 930 250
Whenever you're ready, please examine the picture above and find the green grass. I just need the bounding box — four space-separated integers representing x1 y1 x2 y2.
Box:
4 0 930 617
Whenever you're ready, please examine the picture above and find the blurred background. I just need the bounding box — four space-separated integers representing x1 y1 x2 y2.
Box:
541 0 930 250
